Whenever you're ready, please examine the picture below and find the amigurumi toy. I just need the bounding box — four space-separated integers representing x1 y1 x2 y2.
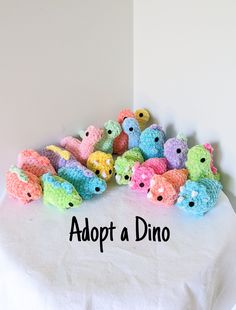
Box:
60 125 103 165
58 163 107 200
204 143 219 175
17 149 56 177
6 166 42 204
122 117 141 149
95 120 121 153
139 124 166 159
129 158 167 193
41 173 82 210
147 169 188 206
164 133 189 169
134 108 150 130
185 144 220 181
176 178 222 216
113 109 135 155
87 151 114 182
114 147 144 185
117 108 135 123
40 145 78 171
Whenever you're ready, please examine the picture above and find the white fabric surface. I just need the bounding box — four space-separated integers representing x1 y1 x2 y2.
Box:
0 182 236 310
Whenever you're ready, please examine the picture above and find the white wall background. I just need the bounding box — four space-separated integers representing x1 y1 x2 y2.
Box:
0 0 132 191
134 0 236 206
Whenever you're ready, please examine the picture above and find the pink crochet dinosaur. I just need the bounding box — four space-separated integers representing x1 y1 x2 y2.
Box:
6 166 42 204
147 169 188 206
129 158 167 193
17 149 56 177
60 126 103 165
203 143 218 174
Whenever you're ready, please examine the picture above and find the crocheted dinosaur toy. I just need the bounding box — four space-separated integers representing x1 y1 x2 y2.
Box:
60 125 103 165
129 158 167 193
176 178 222 216
122 117 141 149
6 166 42 204
113 108 151 154
40 145 78 171
114 147 144 185
95 120 121 153
113 108 135 155
139 124 166 159
58 163 107 200
164 134 188 169
41 173 82 210
134 108 150 130
185 144 220 181
147 169 188 206
87 151 114 182
17 149 56 177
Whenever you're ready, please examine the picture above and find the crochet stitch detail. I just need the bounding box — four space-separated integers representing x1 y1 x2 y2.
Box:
176 178 222 216
147 169 188 206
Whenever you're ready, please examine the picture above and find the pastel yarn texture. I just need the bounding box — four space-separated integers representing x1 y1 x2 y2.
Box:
130 158 167 193
114 147 144 185
60 125 103 165
122 117 141 149
40 145 78 171
41 173 82 210
117 108 135 123
186 145 220 181
139 124 166 159
147 169 188 206
95 120 121 153
164 134 188 169
134 108 150 130
113 109 135 155
58 164 107 200
17 149 56 177
204 143 218 174
87 151 114 182
5 107 223 215
176 178 222 216
113 131 129 155
6 166 42 204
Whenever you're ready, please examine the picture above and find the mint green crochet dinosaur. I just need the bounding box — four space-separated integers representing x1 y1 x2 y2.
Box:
41 173 82 210
114 147 144 185
95 120 121 153
186 145 220 181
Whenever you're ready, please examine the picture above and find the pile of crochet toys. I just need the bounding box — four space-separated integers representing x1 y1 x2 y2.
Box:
6 108 222 216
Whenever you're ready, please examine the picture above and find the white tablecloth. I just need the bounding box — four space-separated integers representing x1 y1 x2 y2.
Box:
0 182 236 310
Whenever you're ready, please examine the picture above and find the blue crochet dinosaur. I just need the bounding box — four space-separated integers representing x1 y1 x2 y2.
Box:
139 124 166 159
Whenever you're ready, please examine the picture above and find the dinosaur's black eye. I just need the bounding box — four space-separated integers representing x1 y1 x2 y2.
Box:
129 127 133 132
157 196 163 201
200 158 206 163
68 202 74 207
124 175 129 180
108 130 112 134
176 148 181 153
139 182 144 187
27 192 31 197
155 137 159 142
189 201 195 207
95 170 100 175
109 169 112 174
147 188 150 193
114 172 117 176
95 187 100 192
85 132 89 137
139 113 143 117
